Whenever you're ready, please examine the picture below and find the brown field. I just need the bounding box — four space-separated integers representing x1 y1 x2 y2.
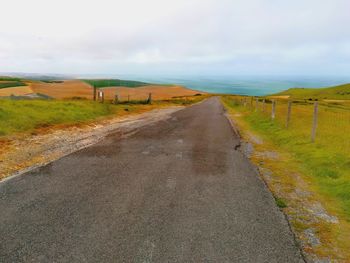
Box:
0 79 204 100
0 86 33 96
20 80 203 100
30 80 93 99
101 85 202 101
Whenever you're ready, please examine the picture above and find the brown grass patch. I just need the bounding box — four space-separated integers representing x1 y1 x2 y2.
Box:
0 86 33 96
267 95 290 99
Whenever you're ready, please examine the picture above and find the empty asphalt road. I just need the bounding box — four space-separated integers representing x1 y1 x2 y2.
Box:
0 97 304 262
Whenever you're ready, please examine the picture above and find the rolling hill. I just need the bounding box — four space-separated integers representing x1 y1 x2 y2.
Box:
272 83 350 100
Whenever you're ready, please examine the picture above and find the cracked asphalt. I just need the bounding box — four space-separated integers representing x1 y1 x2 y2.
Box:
0 97 304 262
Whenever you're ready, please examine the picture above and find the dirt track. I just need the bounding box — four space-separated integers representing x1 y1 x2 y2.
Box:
0 97 303 262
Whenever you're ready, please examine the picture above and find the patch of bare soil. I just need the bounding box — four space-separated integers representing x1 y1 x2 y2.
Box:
0 107 183 182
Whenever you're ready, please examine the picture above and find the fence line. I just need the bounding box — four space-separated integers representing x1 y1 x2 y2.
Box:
93 89 152 105
230 95 350 146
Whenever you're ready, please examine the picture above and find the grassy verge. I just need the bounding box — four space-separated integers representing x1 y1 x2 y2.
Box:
221 95 350 260
0 95 207 137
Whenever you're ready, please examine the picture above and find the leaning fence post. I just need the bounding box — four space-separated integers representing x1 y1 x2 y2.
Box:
271 100 276 120
311 101 318 142
286 101 292 128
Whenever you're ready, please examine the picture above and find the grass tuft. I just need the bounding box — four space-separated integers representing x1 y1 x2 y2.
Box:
275 197 287 208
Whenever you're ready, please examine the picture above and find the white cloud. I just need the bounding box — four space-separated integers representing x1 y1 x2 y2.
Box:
0 0 349 75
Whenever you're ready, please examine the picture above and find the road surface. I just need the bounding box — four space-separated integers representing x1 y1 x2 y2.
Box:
0 97 304 262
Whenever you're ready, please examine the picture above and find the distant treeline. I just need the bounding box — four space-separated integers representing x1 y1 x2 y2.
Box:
83 79 151 88
0 77 22 81
0 81 26 89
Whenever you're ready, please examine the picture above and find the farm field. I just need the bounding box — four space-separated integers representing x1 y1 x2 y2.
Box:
0 76 207 138
0 77 27 91
0 78 203 100
100 85 202 100
30 80 93 99
222 95 350 260
0 86 33 96
0 94 208 137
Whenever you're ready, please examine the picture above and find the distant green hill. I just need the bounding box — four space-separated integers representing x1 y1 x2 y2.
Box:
82 79 151 88
0 76 22 81
272 83 350 100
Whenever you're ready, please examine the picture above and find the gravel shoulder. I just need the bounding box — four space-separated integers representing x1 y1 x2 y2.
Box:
0 106 183 181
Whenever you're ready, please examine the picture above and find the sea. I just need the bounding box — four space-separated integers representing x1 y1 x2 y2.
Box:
112 75 350 96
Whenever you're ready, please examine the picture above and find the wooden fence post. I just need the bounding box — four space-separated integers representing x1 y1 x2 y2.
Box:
286 101 292 128
311 101 319 142
271 100 276 120
101 91 104 103
255 98 259 111
262 99 266 112
93 86 97 101
114 94 119 104
147 93 152 104
250 97 253 109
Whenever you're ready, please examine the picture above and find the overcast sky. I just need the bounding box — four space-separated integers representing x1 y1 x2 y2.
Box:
1 0 349 76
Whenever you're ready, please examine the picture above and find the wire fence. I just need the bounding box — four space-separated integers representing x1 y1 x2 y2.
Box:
94 89 152 104
229 96 350 156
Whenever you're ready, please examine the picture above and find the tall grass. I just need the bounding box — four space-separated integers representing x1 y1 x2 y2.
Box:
222 96 350 220
0 100 116 136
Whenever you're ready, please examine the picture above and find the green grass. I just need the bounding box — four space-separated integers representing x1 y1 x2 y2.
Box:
273 83 350 100
0 100 122 136
0 95 208 137
275 196 287 208
83 79 151 88
0 81 27 89
222 96 350 220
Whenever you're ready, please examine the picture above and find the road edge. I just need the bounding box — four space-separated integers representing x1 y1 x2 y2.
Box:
222 104 307 263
